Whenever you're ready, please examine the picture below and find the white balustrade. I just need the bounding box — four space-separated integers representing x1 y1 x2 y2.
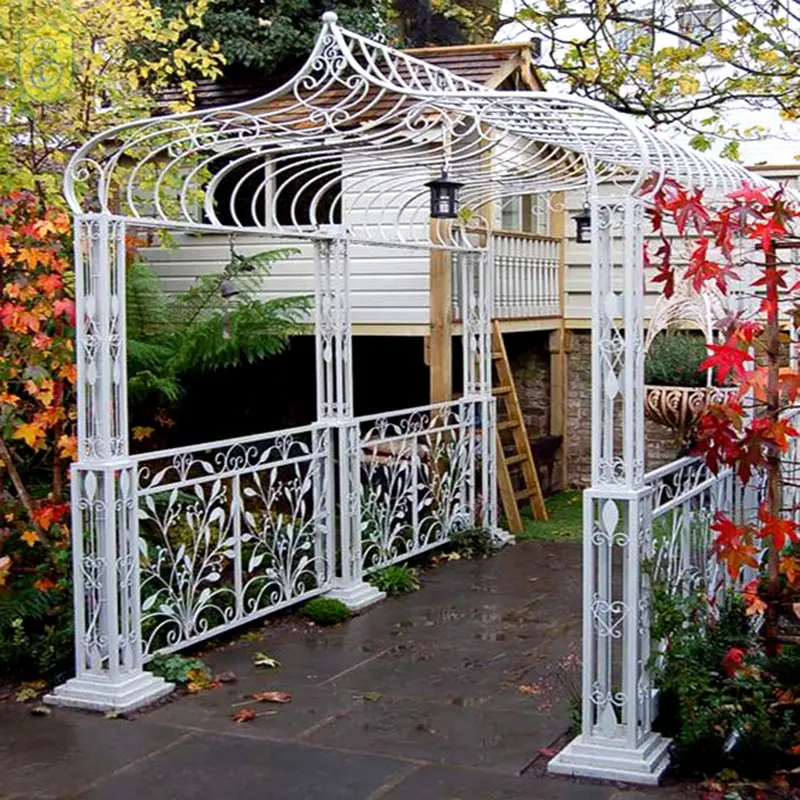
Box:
453 230 561 321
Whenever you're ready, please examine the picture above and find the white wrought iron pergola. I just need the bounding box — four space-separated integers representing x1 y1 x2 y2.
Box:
49 12 785 785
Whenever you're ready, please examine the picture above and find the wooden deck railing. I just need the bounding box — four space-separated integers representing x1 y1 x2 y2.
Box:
452 229 563 321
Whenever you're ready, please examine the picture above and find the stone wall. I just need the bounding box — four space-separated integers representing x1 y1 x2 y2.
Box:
504 331 563 494
564 331 681 488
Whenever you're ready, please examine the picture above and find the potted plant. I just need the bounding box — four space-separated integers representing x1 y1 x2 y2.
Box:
643 331 733 433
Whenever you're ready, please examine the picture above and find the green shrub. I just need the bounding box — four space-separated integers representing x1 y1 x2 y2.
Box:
0 540 74 683
0 613 73 683
148 653 211 684
652 590 800 779
449 527 494 559
368 565 420 596
302 596 351 625
644 331 709 388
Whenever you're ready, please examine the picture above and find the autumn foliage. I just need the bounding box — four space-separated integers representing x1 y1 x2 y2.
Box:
0 191 75 666
647 177 800 650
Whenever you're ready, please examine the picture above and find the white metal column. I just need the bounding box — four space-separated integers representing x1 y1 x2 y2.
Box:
460 247 501 538
316 237 385 610
548 197 670 784
46 214 171 712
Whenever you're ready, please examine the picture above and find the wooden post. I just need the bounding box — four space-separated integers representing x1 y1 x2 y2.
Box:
429 220 452 404
550 191 570 490
549 329 571 490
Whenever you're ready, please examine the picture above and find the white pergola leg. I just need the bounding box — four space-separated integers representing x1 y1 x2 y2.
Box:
548 198 670 784
45 215 171 713
460 248 503 540
314 238 384 610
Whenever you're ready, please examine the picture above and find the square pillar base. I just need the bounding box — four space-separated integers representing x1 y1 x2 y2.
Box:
547 732 671 786
325 580 385 611
44 671 173 714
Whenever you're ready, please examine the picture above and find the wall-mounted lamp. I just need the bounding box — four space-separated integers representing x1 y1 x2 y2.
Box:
426 170 463 219
220 278 239 299
572 203 591 244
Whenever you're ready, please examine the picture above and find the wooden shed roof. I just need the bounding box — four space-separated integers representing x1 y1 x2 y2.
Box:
160 41 542 111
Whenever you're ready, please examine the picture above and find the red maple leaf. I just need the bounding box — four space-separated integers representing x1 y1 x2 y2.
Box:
711 514 759 578
727 182 772 207
699 342 750 383
52 298 75 324
711 513 747 549
749 215 788 251
672 188 710 235
757 505 800 551
779 369 800 404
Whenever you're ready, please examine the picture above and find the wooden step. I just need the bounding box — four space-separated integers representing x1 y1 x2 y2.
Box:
497 420 520 432
491 319 548 530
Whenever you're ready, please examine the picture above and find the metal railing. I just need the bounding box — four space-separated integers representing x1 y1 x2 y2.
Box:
133 424 332 659
353 398 491 574
645 456 733 602
453 230 562 321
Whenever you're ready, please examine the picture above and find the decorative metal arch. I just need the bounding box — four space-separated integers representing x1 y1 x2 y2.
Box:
54 15 789 787
64 11 777 251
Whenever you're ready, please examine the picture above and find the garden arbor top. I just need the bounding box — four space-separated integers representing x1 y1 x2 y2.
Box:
64 12 772 249
54 13 793 790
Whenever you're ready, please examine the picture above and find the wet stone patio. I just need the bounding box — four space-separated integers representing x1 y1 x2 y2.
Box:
0 541 695 799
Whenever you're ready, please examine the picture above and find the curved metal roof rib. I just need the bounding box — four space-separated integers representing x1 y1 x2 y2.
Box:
64 12 782 249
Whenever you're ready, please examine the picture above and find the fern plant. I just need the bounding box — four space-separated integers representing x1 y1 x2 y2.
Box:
127 248 310 412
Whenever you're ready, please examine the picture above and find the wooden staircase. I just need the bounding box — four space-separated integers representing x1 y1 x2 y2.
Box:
491 321 548 532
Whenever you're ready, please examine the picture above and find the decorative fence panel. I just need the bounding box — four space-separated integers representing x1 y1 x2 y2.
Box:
452 231 561 320
646 456 733 603
134 424 333 659
642 456 735 724
354 399 489 574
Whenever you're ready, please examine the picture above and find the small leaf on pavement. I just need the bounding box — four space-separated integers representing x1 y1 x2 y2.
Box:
15 681 46 703
253 691 292 704
538 747 558 759
30 704 51 716
231 707 256 723
360 693 382 702
186 668 220 693
253 652 280 669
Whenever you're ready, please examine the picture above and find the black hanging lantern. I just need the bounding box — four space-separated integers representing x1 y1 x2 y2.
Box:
572 204 591 244
426 170 463 219
220 278 239 299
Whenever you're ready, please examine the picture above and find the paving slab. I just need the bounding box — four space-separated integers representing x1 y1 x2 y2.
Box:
192 626 396 688
0 705 187 800
78 732 411 800
305 695 567 773
377 765 616 800
143 682 362 740
0 541 702 799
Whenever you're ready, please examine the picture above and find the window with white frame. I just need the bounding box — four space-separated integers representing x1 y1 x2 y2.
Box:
613 8 651 53
498 194 550 235
676 3 722 39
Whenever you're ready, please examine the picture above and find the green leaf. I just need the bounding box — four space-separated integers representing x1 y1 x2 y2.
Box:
253 652 280 669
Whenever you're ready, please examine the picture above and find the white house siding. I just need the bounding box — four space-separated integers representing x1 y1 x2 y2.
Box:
139 235 431 327
138 158 800 332
138 153 434 328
